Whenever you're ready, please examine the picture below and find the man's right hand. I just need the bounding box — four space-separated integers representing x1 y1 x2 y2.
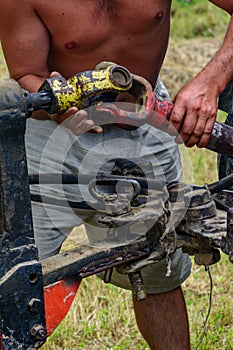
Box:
44 71 103 136
48 107 103 136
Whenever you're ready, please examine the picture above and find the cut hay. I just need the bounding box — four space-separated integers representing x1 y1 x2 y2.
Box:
161 38 221 98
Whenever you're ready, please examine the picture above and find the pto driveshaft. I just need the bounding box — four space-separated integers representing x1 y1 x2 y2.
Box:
24 62 233 158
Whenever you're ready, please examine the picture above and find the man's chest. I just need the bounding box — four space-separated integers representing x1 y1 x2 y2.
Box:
34 0 171 38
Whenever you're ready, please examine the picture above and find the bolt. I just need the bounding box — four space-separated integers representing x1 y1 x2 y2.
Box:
30 324 46 340
28 298 42 313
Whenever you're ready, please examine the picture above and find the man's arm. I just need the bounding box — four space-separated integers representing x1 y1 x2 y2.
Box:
0 0 96 134
169 1 233 148
0 0 54 121
0 0 50 91
209 1 233 14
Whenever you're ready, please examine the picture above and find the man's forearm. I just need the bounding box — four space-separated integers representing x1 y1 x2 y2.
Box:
17 74 51 120
17 74 47 93
198 13 233 94
169 12 233 149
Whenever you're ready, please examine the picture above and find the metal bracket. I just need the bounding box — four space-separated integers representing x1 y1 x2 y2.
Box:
0 80 45 349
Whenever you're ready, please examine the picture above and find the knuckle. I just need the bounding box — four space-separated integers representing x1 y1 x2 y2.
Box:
200 106 216 118
193 128 202 138
191 104 200 113
205 128 212 134
170 113 180 123
75 110 86 117
184 138 194 148
197 140 206 148
182 126 192 136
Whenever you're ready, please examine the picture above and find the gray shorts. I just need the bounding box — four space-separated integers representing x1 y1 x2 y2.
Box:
25 78 191 294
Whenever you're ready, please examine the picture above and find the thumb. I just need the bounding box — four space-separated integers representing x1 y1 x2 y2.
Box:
49 71 61 77
88 125 103 133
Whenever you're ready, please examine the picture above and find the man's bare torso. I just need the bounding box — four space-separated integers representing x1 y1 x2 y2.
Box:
33 0 172 86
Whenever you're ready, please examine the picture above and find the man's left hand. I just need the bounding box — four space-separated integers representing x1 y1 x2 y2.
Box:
168 75 219 148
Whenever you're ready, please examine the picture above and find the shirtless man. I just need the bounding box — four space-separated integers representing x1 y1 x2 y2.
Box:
0 1 233 349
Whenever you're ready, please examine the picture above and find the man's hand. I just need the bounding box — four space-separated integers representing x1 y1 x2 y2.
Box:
48 108 93 135
168 74 219 148
48 107 103 135
48 71 103 135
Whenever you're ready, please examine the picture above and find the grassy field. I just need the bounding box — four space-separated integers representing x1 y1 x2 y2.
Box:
1 1 233 349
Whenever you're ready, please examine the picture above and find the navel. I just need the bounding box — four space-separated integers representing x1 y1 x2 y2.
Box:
154 10 164 20
64 41 77 50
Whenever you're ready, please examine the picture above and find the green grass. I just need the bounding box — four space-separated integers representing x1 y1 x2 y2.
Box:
171 0 230 39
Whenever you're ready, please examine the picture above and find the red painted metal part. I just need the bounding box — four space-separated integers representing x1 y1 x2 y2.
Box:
94 73 174 131
147 98 173 130
95 97 173 131
0 279 81 348
44 278 81 336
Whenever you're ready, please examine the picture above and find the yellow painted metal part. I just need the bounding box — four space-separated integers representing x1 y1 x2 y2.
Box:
47 64 133 113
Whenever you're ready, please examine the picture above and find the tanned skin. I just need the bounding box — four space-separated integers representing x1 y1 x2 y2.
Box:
0 1 233 349
1 1 171 87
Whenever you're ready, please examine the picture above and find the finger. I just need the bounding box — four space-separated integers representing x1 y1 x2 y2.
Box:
184 114 207 147
186 103 216 147
62 110 87 128
176 112 197 145
49 107 79 123
197 117 215 148
88 125 103 133
71 109 87 119
63 107 79 118
168 104 186 136
71 120 95 136
62 111 95 135
49 71 61 77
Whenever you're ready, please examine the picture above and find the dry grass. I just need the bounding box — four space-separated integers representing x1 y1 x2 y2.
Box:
161 38 221 100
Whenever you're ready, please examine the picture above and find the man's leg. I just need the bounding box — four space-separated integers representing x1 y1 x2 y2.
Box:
133 286 190 350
